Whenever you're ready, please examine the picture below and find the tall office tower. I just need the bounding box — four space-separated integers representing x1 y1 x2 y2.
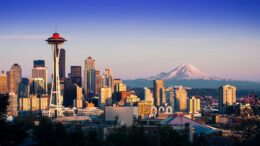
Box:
7 63 22 95
112 79 123 93
166 88 174 107
59 49 66 79
74 85 84 109
59 49 66 94
30 78 45 96
33 60 45 68
63 78 76 107
160 88 167 106
32 60 48 93
153 79 164 106
219 85 236 114
103 68 113 88
144 87 154 104
0 71 8 94
174 86 188 112
114 83 127 93
84 56 96 97
95 70 102 96
188 96 200 114
99 86 112 109
18 78 30 98
70 66 82 87
7 93 18 116
46 32 66 117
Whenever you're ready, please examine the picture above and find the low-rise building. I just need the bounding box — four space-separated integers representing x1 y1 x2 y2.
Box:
105 106 138 126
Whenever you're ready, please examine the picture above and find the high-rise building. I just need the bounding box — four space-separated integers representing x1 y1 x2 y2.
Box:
103 68 113 88
70 66 82 87
99 86 112 109
74 85 84 109
0 71 8 94
7 93 18 116
112 79 123 93
33 60 45 68
160 88 167 106
84 56 96 97
30 78 45 96
219 85 236 114
7 63 22 95
59 49 66 79
63 78 76 107
114 83 127 93
95 70 102 96
32 60 48 93
166 88 174 107
174 86 187 112
153 79 164 106
18 78 30 98
144 87 154 104
188 96 200 114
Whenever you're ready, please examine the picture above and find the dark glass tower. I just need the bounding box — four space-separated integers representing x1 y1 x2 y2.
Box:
33 60 45 68
70 66 82 87
59 49 66 79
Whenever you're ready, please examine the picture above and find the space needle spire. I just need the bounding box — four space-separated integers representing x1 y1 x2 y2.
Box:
46 32 66 117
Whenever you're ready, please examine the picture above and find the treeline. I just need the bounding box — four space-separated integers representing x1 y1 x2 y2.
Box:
1 94 260 146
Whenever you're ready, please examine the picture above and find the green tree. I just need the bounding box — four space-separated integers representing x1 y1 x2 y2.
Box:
0 94 27 146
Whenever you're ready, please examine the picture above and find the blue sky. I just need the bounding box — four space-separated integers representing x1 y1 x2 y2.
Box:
0 0 260 81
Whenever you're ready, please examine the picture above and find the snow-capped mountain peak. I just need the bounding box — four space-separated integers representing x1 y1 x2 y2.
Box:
147 64 221 80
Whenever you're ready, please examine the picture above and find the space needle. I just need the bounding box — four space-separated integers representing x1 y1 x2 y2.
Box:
46 32 66 117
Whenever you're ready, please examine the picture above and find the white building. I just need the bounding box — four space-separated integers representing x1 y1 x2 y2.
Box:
105 106 138 126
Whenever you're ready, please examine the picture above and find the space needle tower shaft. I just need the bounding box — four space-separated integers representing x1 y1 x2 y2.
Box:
46 33 66 117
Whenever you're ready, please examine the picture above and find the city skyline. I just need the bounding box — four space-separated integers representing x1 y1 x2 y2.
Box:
0 0 260 81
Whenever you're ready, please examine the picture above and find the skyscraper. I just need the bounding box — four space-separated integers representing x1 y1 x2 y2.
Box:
114 83 127 93
59 49 66 95
33 60 45 68
7 93 18 116
84 56 96 97
144 87 154 104
7 63 22 95
174 86 187 112
103 68 113 88
74 85 84 109
0 71 8 94
59 49 66 79
70 66 82 87
166 88 174 107
32 60 48 93
18 78 30 98
112 79 123 93
95 70 102 96
219 85 236 114
99 86 112 109
30 78 45 96
153 79 164 106
188 96 200 114
63 78 76 107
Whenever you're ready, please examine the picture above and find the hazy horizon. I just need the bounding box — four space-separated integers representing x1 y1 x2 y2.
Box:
1 0 260 81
